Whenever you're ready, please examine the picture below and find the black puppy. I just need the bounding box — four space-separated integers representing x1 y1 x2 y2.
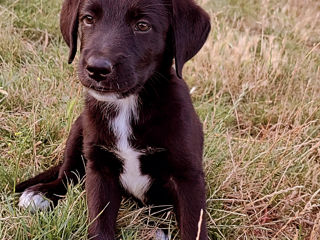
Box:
17 0 210 239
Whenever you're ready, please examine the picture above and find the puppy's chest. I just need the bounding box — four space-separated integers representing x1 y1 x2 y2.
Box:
115 143 150 202
106 96 151 202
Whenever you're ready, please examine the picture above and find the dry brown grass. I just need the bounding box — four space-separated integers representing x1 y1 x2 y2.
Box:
188 0 320 239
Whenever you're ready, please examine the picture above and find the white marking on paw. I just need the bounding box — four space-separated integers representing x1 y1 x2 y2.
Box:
18 191 50 212
154 229 170 240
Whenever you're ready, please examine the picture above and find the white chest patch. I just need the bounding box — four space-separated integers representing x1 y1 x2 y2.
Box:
89 91 151 202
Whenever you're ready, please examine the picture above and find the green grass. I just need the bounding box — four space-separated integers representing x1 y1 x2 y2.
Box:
1 0 320 239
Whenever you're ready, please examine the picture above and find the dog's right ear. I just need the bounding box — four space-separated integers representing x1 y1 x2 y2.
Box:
60 0 80 64
171 0 210 78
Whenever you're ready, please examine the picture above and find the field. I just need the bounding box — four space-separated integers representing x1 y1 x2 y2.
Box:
0 0 320 239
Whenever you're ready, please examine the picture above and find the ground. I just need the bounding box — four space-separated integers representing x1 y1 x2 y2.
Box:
0 0 320 239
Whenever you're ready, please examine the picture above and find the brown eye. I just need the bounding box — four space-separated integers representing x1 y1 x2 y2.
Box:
83 15 94 25
135 22 151 32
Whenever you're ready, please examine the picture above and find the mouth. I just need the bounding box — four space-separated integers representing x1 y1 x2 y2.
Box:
78 69 143 100
80 74 133 94
85 87 121 102
84 85 115 93
84 83 143 102
78 63 143 98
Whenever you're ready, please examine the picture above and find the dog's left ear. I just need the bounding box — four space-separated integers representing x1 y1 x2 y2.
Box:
60 0 80 64
171 0 211 78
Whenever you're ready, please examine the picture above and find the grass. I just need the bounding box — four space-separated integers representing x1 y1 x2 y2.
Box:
0 0 320 239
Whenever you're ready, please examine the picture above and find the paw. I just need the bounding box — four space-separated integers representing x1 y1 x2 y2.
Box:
154 229 169 240
18 190 51 212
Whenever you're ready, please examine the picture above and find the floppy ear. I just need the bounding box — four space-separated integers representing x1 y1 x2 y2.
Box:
171 0 211 78
60 0 80 64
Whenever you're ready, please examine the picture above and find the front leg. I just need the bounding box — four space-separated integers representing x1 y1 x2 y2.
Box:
17 115 85 210
173 172 208 240
85 148 122 240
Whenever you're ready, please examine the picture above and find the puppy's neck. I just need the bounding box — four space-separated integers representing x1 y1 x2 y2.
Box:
107 94 139 147
86 88 139 128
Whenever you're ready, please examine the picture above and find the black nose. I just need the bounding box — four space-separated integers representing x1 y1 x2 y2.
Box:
86 56 113 81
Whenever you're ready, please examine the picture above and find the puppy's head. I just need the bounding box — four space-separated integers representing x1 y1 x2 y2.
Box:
60 0 210 97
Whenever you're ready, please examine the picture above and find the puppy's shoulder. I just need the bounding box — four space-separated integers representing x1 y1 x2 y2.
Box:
168 74 198 113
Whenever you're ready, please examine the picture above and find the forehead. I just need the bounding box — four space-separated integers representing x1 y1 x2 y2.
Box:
81 0 169 17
